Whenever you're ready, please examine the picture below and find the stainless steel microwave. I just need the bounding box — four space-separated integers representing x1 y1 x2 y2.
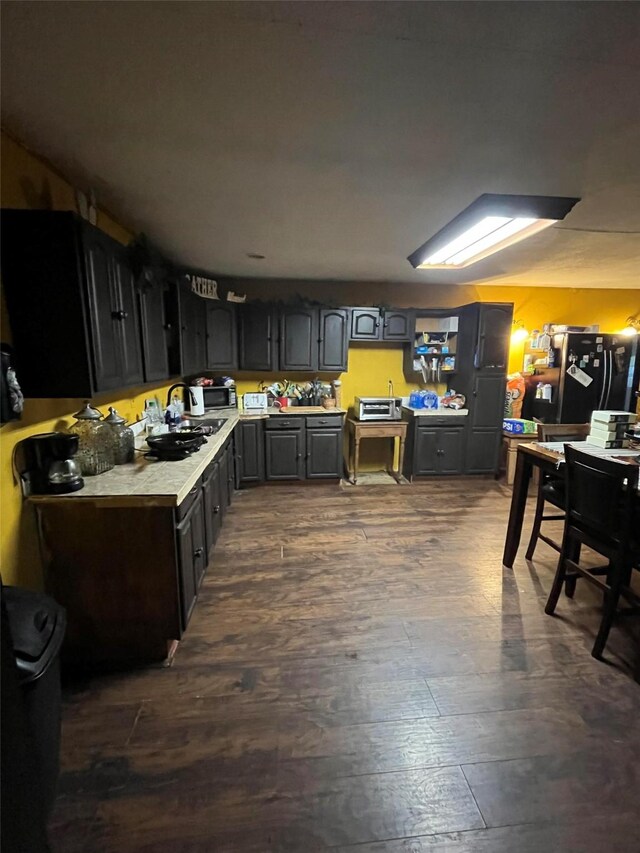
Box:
202 385 237 410
355 397 402 421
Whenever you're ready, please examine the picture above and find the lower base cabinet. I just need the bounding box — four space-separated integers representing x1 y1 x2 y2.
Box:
403 416 466 479
244 414 344 482
306 427 343 478
37 433 236 667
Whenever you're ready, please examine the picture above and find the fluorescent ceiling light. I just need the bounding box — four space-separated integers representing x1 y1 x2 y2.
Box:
408 194 580 270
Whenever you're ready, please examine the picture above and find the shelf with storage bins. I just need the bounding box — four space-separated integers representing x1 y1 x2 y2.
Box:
404 313 459 383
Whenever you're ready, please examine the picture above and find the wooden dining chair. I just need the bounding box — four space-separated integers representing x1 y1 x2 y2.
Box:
525 423 590 562
545 445 640 659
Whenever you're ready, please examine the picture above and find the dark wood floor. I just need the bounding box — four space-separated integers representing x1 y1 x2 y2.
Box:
51 478 640 852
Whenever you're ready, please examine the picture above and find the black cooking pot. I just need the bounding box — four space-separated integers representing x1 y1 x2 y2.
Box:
145 432 207 461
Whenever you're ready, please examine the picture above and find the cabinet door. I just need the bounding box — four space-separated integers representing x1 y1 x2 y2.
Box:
350 308 381 340
219 445 229 513
139 273 170 382
224 441 235 505
475 304 512 371
237 420 265 483
176 512 198 631
206 302 238 370
238 303 276 370
279 307 318 371
191 495 207 588
306 429 342 478
203 463 222 556
265 430 306 480
471 374 506 429
438 428 464 474
466 428 502 474
180 289 207 375
84 233 122 392
318 309 349 372
382 310 413 341
112 251 144 386
414 428 439 475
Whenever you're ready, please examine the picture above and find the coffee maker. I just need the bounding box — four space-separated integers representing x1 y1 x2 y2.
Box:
20 433 84 494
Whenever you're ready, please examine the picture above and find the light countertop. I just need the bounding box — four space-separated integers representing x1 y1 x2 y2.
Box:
30 412 240 506
28 406 346 505
402 406 469 417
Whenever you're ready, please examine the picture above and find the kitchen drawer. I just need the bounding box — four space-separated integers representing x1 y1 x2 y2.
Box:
265 417 303 430
305 415 343 429
417 416 466 428
176 476 203 520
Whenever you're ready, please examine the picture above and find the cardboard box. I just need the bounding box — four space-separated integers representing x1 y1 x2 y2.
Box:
503 418 537 435
590 410 637 425
586 434 630 449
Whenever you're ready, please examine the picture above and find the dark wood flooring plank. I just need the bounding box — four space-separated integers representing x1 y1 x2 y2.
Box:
462 748 640 828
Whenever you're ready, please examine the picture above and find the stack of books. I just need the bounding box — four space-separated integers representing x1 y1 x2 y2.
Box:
588 410 637 449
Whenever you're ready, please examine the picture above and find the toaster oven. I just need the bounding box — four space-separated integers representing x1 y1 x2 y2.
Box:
355 397 402 421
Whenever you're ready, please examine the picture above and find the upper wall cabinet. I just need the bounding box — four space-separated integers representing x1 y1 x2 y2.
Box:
279 306 318 371
238 303 277 371
350 308 413 342
179 287 207 376
1 210 145 397
206 301 238 371
137 269 170 383
474 304 512 371
318 308 349 372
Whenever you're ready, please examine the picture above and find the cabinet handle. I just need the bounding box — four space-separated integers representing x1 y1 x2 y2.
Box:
297 453 302 459
214 505 220 514
193 547 203 558
163 323 173 331
111 310 128 320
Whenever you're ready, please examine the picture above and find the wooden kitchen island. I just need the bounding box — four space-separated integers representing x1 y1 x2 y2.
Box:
346 417 408 484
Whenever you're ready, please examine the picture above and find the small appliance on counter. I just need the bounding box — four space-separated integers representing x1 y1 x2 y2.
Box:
166 383 205 417
355 397 402 421
18 432 84 494
243 392 269 415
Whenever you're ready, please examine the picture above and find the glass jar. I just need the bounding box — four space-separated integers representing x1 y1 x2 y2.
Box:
104 406 135 464
68 401 115 476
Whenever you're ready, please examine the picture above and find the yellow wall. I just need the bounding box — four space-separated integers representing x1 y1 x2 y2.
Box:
3 131 639 585
1 131 174 589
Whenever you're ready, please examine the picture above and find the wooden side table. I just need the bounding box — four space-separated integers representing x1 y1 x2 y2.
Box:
501 430 539 485
346 418 408 484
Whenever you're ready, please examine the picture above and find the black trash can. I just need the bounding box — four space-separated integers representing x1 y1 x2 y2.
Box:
1 584 66 852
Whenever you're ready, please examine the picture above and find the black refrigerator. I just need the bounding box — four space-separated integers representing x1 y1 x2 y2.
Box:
522 333 640 424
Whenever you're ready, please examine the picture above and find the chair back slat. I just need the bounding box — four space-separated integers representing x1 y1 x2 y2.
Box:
564 445 639 547
537 423 589 442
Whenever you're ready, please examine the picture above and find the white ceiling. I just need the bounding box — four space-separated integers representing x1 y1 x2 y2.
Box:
2 1 640 288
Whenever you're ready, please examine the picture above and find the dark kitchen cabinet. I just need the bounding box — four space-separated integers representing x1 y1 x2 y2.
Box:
238 303 277 371
318 308 349 372
138 270 170 382
236 420 265 483
202 460 222 557
413 427 463 476
474 303 512 371
224 440 235 506
306 428 343 478
265 426 306 480
206 301 238 371
176 489 206 631
350 308 381 340
1 210 146 396
381 309 414 341
179 287 207 375
279 306 318 371
111 247 144 386
466 373 506 474
350 307 413 342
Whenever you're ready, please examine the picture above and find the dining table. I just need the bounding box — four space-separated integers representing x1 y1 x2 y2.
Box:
502 440 640 569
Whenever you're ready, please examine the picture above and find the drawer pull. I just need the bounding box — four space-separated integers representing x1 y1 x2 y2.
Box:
193 547 203 558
